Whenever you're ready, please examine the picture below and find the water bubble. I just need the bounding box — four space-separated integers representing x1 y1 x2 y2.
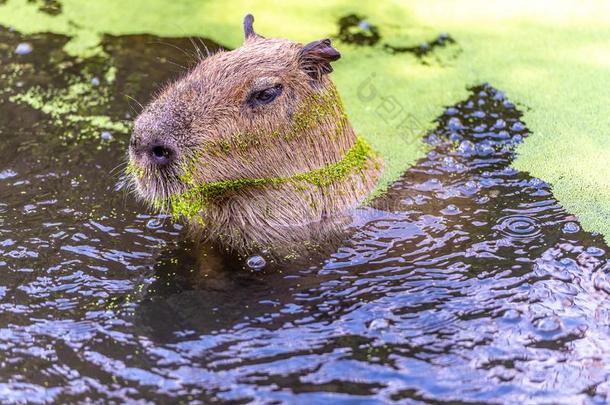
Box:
457 140 475 155
493 90 505 101
562 222 580 234
358 20 371 31
493 119 506 129
15 42 33 55
449 132 463 142
448 117 463 131
445 107 458 116
496 215 541 240
511 122 526 132
247 255 267 271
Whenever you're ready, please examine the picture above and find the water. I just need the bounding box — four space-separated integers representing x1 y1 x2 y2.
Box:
1 26 610 403
337 14 381 46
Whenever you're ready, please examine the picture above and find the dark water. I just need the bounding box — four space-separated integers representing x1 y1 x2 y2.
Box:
335 14 458 63
383 33 456 58
336 14 381 46
1 26 610 404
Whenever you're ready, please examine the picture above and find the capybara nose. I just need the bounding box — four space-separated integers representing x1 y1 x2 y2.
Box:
147 142 175 166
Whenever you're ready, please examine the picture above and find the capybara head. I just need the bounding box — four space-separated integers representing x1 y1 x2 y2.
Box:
127 15 382 254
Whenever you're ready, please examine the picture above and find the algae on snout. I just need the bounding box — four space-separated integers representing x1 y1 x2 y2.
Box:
166 136 377 222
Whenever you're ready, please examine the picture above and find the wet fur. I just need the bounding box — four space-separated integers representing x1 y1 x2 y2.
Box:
128 17 382 255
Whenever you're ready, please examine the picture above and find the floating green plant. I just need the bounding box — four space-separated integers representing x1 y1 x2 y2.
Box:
8 71 130 142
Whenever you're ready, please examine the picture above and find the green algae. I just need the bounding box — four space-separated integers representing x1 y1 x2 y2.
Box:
0 0 609 242
9 80 130 142
202 85 343 156
3 54 131 143
177 85 348 190
166 136 377 221
125 160 144 179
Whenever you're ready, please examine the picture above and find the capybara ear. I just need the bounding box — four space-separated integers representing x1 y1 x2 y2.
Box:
243 14 264 42
298 39 341 79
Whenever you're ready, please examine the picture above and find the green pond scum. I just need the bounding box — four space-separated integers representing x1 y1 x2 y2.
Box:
164 85 356 222
164 136 377 222
9 80 130 141
0 0 609 242
200 84 346 157
1 42 130 143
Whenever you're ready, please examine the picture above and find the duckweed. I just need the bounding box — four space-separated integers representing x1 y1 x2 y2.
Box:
9 72 130 142
165 136 377 221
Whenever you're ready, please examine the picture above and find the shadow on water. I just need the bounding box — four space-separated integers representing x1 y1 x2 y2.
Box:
336 14 381 46
1 25 610 403
27 0 62 16
384 33 457 58
335 13 459 64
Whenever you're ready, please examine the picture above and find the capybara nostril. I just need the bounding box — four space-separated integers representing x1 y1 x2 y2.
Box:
148 143 175 166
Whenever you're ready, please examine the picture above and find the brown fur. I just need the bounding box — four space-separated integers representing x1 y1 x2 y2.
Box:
128 15 382 255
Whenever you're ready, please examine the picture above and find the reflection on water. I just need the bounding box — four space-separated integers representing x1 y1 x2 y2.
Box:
1 25 610 403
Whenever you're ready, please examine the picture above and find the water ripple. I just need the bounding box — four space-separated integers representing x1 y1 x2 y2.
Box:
496 215 542 240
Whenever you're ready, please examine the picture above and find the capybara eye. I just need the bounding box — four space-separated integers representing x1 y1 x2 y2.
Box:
248 84 283 107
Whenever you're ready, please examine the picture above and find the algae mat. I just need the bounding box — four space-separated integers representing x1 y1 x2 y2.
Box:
0 0 609 243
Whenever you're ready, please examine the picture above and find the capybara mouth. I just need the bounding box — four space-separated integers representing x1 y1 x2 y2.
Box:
125 158 187 210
